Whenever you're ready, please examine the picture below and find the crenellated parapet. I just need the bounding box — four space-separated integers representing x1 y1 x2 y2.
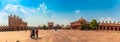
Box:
9 14 21 20
98 21 120 25
0 25 7 26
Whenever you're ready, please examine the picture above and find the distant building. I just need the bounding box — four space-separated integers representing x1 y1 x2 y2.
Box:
54 24 62 29
8 15 27 30
0 14 28 31
70 17 88 29
0 25 9 31
70 17 120 31
48 22 54 29
61 25 65 29
65 25 70 29
98 21 120 30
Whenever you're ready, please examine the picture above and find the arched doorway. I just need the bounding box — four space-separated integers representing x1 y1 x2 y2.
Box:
103 27 105 30
17 27 19 30
100 26 102 30
100 27 102 30
21 27 24 30
119 28 120 31
115 27 117 31
107 27 109 30
111 27 113 30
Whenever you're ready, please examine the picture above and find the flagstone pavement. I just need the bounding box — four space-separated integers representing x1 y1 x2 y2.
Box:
0 30 120 42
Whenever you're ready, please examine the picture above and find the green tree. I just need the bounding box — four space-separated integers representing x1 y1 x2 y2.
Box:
42 25 48 30
90 19 98 30
81 23 87 30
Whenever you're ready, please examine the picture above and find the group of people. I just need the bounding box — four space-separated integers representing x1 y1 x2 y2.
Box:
30 28 39 39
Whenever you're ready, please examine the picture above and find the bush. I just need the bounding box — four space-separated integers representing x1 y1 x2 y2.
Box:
42 25 48 30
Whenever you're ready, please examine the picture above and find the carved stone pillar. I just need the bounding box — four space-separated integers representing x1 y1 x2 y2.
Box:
102 27 104 30
117 27 119 31
109 27 111 30
105 27 107 30
113 27 115 30
98 27 100 30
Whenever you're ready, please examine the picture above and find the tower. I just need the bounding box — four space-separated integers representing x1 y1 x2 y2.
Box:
8 14 27 30
48 22 54 29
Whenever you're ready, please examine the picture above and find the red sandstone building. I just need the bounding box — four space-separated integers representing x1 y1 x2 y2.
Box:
70 17 89 29
48 22 54 29
70 17 120 31
0 15 27 31
98 21 120 30
8 15 27 30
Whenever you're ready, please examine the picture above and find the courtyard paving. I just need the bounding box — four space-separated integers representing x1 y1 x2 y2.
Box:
0 30 120 42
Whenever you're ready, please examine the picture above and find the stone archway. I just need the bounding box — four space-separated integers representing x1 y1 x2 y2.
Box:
119 28 120 31
17 27 19 30
100 27 102 30
107 27 109 30
21 27 24 30
111 27 113 30
23 27 26 30
115 27 117 31
103 27 105 30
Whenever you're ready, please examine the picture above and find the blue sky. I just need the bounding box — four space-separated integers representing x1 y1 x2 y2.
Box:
0 0 120 26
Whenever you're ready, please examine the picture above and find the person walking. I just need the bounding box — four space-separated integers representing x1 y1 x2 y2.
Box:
30 29 35 39
35 28 39 38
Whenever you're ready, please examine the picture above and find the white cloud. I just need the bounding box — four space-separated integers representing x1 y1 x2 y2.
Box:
0 2 50 26
39 3 49 14
51 15 57 21
105 17 112 21
4 4 30 15
0 2 71 26
4 2 49 15
75 10 80 14
98 17 113 23
4 4 19 12
19 7 26 14
40 3 47 11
